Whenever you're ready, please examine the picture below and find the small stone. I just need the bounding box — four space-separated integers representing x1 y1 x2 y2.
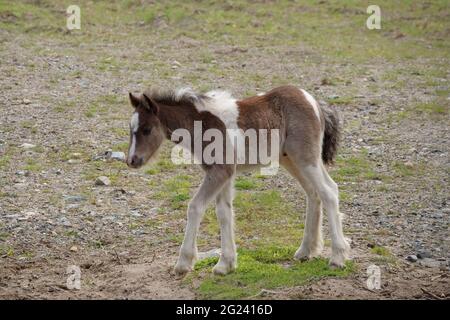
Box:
23 98 31 105
406 255 418 262
59 217 72 227
64 195 87 203
70 245 78 252
418 258 441 268
95 176 111 186
20 143 36 149
105 151 126 162
198 248 221 260
417 251 432 259
404 161 414 169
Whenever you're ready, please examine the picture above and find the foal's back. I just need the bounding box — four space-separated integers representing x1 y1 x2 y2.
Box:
236 85 322 133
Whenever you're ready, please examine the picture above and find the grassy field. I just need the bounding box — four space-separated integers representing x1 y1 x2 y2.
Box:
0 0 448 299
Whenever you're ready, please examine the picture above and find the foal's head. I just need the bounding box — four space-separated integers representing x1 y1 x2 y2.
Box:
126 93 165 168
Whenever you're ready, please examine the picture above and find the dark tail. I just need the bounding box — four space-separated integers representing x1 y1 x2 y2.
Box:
321 105 341 165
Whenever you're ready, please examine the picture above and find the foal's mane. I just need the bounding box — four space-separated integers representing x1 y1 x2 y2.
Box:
144 87 207 107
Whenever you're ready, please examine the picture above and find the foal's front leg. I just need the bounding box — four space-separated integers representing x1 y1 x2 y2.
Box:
174 167 233 275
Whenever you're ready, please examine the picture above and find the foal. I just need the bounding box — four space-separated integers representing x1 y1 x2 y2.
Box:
126 85 350 275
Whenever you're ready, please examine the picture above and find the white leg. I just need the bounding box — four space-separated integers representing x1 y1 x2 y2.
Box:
295 190 324 260
174 167 234 275
282 158 323 260
213 180 237 275
303 163 350 267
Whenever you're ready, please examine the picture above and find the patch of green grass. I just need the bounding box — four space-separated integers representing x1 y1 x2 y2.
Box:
20 120 33 129
84 99 113 118
65 230 79 238
234 177 260 190
112 141 129 153
371 245 390 257
96 57 120 72
156 174 192 210
0 155 10 169
0 245 14 257
392 161 426 178
415 101 447 115
139 7 157 24
145 158 177 175
191 245 354 299
233 190 302 246
332 149 379 183
327 96 354 105
23 158 42 172
0 1 61 34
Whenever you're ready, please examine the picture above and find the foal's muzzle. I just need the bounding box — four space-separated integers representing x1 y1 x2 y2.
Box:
127 155 143 168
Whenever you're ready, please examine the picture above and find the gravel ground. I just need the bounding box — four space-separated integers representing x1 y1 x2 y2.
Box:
0 1 449 299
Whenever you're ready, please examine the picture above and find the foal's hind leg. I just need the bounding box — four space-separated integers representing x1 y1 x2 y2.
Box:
282 158 323 260
301 162 350 267
213 180 237 275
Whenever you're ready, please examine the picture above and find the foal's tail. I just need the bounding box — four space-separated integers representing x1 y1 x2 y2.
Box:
321 105 341 165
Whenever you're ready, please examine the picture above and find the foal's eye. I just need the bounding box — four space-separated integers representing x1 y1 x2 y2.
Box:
142 128 152 136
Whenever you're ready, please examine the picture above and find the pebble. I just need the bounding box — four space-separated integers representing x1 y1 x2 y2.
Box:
95 176 111 186
418 258 441 268
20 143 36 149
70 245 78 252
105 151 126 162
64 195 87 203
58 217 72 227
197 248 221 260
417 251 432 259
404 161 414 168
23 98 31 105
15 170 29 176
406 255 418 262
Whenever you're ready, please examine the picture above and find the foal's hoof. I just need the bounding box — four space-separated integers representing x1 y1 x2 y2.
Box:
329 259 346 269
294 248 318 261
174 263 192 276
329 254 348 269
212 261 236 276
294 250 311 262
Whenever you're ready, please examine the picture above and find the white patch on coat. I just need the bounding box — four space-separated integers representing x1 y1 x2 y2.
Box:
300 89 320 121
194 90 244 154
129 112 139 158
174 87 198 102
196 91 240 131
130 112 139 133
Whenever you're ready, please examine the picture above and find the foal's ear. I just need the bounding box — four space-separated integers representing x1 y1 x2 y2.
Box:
129 92 140 108
142 94 159 115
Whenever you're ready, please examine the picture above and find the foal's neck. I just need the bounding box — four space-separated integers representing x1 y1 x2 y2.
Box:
158 102 199 138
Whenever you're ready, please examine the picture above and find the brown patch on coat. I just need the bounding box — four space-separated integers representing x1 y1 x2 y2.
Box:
237 85 324 165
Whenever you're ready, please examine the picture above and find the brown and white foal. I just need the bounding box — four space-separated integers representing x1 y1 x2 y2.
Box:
126 85 349 275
